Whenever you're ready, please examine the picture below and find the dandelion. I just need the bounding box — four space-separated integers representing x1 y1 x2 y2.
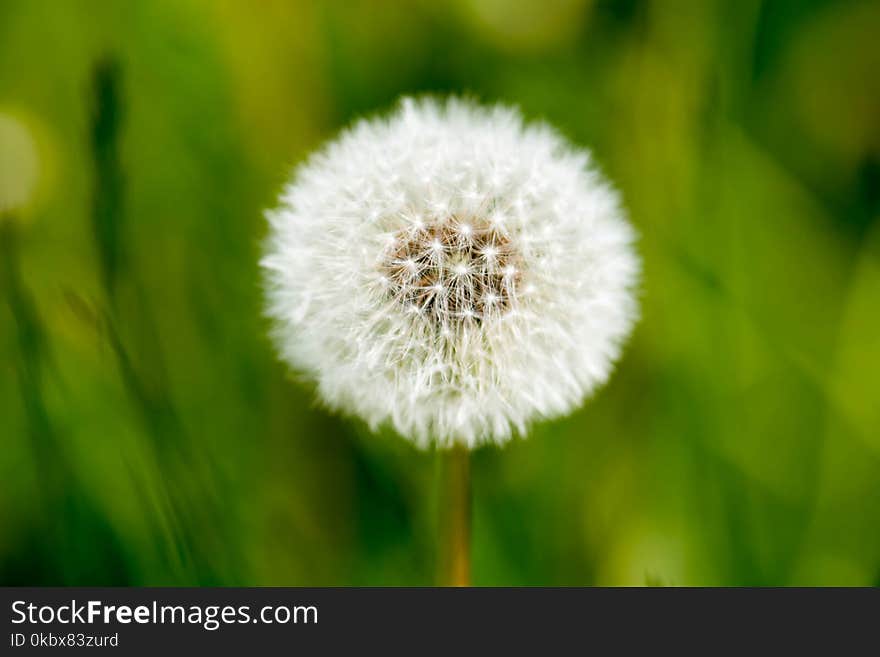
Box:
263 97 639 444
261 97 640 583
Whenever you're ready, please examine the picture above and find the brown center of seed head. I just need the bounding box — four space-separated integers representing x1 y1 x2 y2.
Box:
381 216 521 327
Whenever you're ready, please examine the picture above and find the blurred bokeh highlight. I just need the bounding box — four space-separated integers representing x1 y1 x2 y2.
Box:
1 0 879 585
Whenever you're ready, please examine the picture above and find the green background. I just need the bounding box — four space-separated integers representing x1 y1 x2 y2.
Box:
1 0 878 586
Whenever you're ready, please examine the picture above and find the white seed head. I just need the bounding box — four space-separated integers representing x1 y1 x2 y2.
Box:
262 97 640 448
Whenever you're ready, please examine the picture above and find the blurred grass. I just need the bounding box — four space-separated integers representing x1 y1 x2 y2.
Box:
0 0 878 585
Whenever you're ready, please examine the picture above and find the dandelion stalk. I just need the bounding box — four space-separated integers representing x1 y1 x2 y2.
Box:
439 444 471 586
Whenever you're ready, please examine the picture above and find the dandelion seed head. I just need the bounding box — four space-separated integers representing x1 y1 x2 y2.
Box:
262 97 640 448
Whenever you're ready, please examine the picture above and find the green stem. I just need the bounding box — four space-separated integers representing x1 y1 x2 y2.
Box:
439 444 471 586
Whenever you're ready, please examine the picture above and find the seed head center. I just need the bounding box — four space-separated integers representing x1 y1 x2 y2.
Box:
381 216 521 326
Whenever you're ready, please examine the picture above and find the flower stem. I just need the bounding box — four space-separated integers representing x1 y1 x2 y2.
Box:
439 444 471 586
